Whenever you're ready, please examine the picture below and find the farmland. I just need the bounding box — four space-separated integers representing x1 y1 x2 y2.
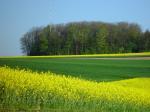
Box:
0 67 150 112
0 52 150 111
0 52 150 81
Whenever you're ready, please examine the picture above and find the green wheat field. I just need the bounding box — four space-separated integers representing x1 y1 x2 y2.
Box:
0 52 150 112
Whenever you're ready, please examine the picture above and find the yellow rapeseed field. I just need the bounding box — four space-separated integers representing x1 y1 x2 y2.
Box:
0 66 150 111
0 52 150 58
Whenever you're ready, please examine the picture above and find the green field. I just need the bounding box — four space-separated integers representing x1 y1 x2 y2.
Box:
0 53 150 81
0 52 150 111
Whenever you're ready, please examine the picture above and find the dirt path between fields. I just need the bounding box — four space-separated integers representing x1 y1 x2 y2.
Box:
76 57 150 60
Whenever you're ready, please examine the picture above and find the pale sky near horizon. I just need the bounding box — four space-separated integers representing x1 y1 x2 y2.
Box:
0 0 150 56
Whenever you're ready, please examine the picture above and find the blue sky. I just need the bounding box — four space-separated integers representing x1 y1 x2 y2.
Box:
0 0 150 56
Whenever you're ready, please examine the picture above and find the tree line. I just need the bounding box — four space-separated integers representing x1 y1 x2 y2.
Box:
20 21 150 55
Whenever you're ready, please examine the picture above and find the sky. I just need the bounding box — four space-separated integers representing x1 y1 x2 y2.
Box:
0 0 150 56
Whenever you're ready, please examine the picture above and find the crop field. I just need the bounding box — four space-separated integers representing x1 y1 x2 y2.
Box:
0 67 150 112
0 52 150 111
0 52 150 81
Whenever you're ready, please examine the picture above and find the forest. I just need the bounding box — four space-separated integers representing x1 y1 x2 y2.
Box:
20 21 150 55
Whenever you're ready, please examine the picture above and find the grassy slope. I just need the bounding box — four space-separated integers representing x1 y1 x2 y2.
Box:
0 57 150 81
0 66 150 112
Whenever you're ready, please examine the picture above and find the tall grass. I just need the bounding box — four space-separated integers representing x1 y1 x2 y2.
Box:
0 66 150 111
